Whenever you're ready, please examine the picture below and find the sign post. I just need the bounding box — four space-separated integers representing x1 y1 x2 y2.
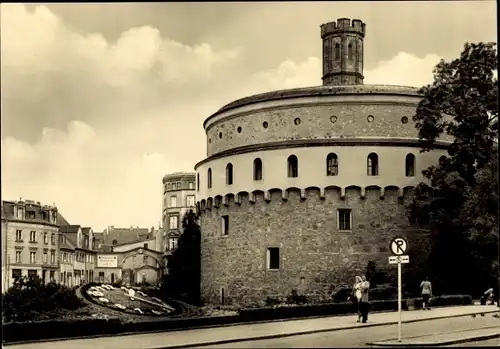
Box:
389 237 409 343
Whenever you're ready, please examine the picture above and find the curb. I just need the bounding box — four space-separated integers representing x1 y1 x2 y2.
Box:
366 331 500 347
4 309 498 347
153 310 500 349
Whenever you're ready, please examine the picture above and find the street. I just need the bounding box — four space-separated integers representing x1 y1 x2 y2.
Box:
199 315 499 348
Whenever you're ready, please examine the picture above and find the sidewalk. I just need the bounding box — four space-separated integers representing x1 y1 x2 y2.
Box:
6 304 499 349
367 326 500 347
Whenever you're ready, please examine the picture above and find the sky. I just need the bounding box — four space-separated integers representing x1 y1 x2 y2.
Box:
1 2 497 231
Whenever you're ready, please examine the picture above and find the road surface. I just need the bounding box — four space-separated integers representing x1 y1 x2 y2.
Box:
446 338 499 347
200 315 499 348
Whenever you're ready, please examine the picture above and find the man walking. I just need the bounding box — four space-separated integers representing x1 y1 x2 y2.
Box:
359 275 370 323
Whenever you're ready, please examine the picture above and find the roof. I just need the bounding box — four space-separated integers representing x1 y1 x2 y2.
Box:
81 227 92 235
60 236 76 250
103 227 151 246
203 84 421 129
162 172 196 183
59 225 81 234
57 212 71 226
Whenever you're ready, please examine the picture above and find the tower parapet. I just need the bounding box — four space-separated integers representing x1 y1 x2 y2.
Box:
321 18 365 86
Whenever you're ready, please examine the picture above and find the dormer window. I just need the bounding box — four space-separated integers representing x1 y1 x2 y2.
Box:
28 211 35 219
16 207 24 220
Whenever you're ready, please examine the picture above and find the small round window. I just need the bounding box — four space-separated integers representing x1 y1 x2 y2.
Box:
294 118 301 125
401 116 409 124
219 132 222 139
237 126 242 133
263 121 269 128
367 115 374 123
330 115 338 123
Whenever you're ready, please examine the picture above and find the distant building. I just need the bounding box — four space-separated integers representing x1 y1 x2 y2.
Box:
1 200 63 292
161 172 196 254
58 225 97 286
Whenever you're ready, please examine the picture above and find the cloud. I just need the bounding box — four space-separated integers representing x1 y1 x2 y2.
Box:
1 4 443 230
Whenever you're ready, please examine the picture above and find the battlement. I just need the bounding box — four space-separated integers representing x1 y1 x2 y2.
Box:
197 185 414 213
321 18 366 39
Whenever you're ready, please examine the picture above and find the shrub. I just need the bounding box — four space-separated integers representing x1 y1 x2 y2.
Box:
286 290 308 305
265 296 281 307
370 284 398 301
413 294 473 308
2 276 83 323
331 287 353 303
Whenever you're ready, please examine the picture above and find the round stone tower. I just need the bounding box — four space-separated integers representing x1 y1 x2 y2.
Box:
321 18 365 85
194 19 452 307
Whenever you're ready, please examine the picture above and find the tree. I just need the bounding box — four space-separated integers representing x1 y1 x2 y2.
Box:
407 42 498 296
162 209 201 305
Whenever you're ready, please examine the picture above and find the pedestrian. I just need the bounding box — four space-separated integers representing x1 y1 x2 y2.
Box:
349 276 363 322
480 288 495 305
359 275 370 323
420 276 432 310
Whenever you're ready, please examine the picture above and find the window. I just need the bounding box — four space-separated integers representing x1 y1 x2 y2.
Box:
43 252 48 263
197 173 200 192
337 209 352 231
348 42 353 60
169 237 178 250
253 158 263 181
51 233 55 245
167 183 171 190
143 243 148 249
143 256 148 265
169 196 177 208
12 269 22 281
169 216 178 230
326 153 339 176
187 195 195 207
28 269 37 278
287 155 298 178
16 207 24 220
335 43 340 59
28 211 35 219
63 252 68 263
30 252 36 264
30 231 36 242
15 230 22 242
15 251 22 263
267 248 280 270
49 271 55 281
226 163 233 185
207 168 212 189
405 154 416 177
221 215 229 235
188 182 194 190
367 153 379 176
43 232 48 244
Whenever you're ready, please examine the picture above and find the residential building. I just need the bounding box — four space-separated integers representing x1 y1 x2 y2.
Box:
161 172 196 255
1 200 62 292
59 225 96 285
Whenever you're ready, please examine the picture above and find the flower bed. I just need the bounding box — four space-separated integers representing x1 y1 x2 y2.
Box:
81 283 179 317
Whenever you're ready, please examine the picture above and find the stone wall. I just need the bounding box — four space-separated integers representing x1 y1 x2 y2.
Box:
206 101 427 156
199 186 427 306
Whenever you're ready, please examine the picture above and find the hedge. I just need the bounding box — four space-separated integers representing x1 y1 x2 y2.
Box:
1 294 473 344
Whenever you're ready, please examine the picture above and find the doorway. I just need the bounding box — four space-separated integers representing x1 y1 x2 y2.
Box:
42 270 46 284
111 273 115 284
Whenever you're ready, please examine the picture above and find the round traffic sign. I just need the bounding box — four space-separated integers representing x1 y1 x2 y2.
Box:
390 237 408 256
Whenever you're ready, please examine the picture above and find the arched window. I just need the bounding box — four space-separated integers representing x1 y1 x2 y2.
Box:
197 173 200 192
348 43 353 60
367 153 379 176
226 163 233 185
326 153 339 176
207 168 212 189
335 43 340 60
287 155 298 178
405 154 416 177
253 158 263 181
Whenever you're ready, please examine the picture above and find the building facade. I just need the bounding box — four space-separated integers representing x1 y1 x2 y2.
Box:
194 19 452 306
1 200 61 292
161 172 197 254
